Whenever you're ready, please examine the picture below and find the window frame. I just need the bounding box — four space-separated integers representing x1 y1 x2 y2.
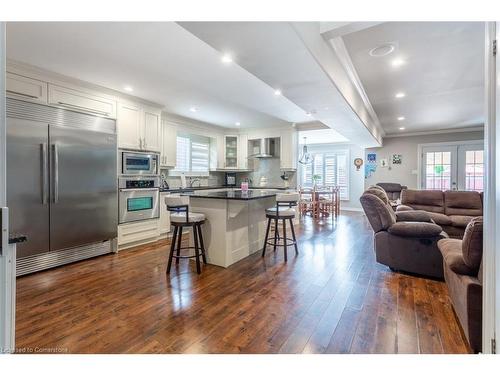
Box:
298 147 350 200
170 133 211 177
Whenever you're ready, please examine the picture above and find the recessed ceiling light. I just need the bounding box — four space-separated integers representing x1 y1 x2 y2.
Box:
124 85 133 92
369 43 396 57
397 116 405 121
395 92 406 98
235 122 241 126
221 54 233 64
305 112 312 116
274 89 282 96
190 107 199 113
392 58 406 67
399 127 405 130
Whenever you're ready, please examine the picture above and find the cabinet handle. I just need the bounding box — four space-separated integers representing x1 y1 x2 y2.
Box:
56 101 110 116
139 138 143 149
7 89 39 99
143 138 147 149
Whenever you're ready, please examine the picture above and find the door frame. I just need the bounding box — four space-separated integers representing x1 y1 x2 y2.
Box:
483 21 498 354
417 140 484 190
0 21 16 354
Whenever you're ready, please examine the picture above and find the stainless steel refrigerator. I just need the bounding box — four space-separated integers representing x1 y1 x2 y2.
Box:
6 98 118 275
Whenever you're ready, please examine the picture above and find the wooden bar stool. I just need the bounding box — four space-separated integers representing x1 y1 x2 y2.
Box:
165 195 207 274
262 192 299 261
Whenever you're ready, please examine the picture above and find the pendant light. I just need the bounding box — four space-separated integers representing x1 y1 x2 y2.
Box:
298 137 314 165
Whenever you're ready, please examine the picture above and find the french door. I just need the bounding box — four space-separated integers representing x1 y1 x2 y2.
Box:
421 142 484 191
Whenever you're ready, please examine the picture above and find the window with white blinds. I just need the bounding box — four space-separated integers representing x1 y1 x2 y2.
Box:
173 133 210 175
299 150 349 200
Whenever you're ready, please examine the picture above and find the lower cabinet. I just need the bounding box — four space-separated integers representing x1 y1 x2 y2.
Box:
117 219 160 249
159 192 171 236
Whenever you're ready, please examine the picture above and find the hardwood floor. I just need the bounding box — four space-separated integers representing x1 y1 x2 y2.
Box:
15 212 472 354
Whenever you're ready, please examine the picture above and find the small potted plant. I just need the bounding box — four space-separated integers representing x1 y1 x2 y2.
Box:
312 174 322 187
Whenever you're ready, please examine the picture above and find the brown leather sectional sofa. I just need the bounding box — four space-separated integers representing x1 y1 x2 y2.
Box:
360 186 484 352
397 189 483 239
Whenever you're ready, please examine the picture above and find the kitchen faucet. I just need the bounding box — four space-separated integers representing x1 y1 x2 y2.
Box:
189 177 201 188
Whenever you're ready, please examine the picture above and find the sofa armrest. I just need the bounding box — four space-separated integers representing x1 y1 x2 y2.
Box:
438 238 477 276
388 221 443 238
395 210 432 223
396 204 414 212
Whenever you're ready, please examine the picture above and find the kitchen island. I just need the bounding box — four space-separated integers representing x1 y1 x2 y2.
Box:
180 189 294 267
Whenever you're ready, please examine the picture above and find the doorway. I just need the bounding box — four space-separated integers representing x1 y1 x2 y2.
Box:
420 141 484 191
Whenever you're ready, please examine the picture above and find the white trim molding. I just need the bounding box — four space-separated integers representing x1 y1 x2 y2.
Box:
384 125 485 138
483 21 498 355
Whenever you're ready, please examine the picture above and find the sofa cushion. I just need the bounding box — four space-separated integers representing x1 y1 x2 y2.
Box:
401 189 445 213
395 210 432 223
444 191 483 216
462 217 483 270
441 225 466 239
438 238 477 276
388 221 443 238
360 192 396 233
450 215 474 228
366 187 389 205
396 204 414 212
427 212 453 225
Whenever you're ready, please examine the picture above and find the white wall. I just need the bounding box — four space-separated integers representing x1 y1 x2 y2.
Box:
365 130 484 189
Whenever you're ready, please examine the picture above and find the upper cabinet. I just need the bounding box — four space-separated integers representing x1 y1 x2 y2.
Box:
280 129 298 171
117 102 142 150
48 84 117 118
160 121 177 168
117 101 161 152
224 135 239 169
6 72 48 104
142 106 161 152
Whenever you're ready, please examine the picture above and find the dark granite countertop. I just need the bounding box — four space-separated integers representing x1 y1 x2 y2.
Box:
160 186 293 193
180 189 280 200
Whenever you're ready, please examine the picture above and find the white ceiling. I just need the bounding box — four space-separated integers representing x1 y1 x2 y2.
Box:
341 22 485 135
179 22 383 147
6 22 312 129
298 129 348 144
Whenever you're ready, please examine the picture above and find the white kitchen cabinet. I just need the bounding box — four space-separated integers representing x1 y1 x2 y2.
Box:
6 72 48 104
159 192 171 236
238 134 249 170
117 101 162 152
117 101 142 150
280 129 298 170
143 106 161 152
224 135 239 169
48 84 116 118
160 121 177 168
118 219 160 249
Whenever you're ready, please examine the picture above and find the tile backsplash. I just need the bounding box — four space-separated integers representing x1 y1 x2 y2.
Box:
237 157 296 188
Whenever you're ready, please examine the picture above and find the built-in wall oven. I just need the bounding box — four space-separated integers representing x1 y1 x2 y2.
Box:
120 150 159 176
119 176 160 224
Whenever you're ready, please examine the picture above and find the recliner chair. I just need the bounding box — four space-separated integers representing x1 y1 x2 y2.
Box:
360 187 447 278
376 182 408 201
437 217 483 352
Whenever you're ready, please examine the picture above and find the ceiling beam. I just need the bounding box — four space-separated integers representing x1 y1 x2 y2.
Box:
320 22 383 40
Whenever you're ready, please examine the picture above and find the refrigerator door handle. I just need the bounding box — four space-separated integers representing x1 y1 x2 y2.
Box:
52 144 59 204
41 143 48 204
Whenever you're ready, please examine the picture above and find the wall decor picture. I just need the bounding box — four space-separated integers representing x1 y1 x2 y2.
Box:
354 157 363 171
392 154 402 164
380 158 388 168
367 153 376 162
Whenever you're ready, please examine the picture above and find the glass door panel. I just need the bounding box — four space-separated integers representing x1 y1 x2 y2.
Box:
458 144 484 192
224 135 238 168
421 146 457 190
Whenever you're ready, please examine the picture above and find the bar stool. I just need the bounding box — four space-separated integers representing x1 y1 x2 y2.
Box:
262 192 300 261
165 195 207 274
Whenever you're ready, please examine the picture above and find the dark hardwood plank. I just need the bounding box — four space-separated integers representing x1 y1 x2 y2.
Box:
14 212 471 354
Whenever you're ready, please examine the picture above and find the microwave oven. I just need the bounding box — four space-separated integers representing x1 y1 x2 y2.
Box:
120 150 159 176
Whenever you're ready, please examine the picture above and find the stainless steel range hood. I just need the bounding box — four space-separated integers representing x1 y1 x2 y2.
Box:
254 138 275 158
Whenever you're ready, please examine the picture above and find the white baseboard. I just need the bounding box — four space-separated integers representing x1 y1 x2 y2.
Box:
340 207 364 212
